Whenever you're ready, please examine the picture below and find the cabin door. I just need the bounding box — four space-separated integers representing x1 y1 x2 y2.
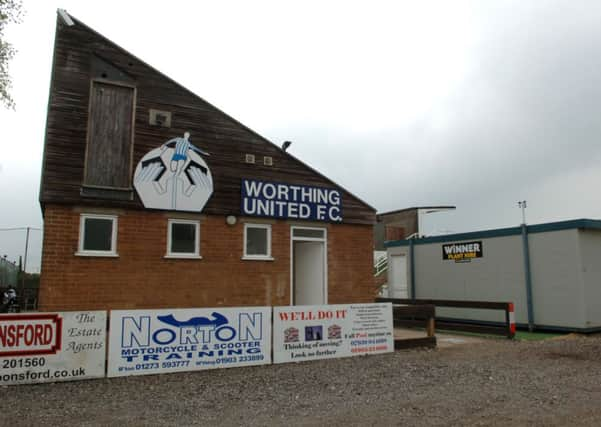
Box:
291 227 327 305
389 254 408 298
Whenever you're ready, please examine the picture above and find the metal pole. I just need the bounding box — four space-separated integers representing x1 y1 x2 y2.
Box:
519 200 527 225
521 224 534 332
409 238 416 301
20 227 30 303
517 201 534 331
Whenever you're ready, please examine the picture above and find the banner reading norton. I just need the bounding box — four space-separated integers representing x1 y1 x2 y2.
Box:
0 311 106 385
108 307 271 377
273 303 394 364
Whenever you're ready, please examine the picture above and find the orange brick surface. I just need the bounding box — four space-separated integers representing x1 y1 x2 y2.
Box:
39 205 375 311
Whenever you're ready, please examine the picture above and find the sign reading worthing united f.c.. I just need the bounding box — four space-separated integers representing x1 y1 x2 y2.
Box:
134 132 213 212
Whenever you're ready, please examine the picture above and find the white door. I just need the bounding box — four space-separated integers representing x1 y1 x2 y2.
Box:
293 241 325 305
389 254 408 298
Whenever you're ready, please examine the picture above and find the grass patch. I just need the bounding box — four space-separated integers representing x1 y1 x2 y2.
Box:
436 330 502 340
436 330 567 341
514 331 565 341
401 327 568 341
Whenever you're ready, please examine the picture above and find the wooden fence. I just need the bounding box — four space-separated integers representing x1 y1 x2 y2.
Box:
376 298 515 339
386 303 437 350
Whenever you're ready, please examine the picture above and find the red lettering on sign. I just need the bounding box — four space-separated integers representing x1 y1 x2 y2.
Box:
336 310 347 319
0 314 62 357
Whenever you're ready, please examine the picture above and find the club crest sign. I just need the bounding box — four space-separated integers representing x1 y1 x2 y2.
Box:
134 132 213 212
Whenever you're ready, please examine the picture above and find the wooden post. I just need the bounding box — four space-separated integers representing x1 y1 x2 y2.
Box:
426 317 435 337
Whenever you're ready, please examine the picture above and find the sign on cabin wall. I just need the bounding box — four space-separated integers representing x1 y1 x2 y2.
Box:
442 241 483 263
241 179 343 222
107 307 271 377
273 303 393 364
134 132 213 212
0 311 106 386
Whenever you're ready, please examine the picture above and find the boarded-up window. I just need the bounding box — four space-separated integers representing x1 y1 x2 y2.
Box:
84 81 135 189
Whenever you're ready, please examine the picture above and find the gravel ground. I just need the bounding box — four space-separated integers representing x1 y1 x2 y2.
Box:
3 334 601 426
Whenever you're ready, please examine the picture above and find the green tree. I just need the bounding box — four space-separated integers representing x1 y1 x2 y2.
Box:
0 0 23 109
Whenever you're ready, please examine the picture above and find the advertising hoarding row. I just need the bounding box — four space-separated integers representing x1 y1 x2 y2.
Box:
0 303 393 384
107 307 272 377
0 311 106 386
273 303 394 364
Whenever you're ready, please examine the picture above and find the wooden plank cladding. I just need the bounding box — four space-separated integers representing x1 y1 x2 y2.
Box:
40 14 376 224
84 80 135 189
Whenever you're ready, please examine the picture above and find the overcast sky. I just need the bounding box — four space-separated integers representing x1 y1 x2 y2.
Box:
1 0 601 272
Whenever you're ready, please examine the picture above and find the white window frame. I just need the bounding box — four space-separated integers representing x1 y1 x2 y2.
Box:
165 219 201 259
76 214 119 257
243 223 273 261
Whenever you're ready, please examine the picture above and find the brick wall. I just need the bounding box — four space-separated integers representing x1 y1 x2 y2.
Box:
374 273 387 290
39 205 374 311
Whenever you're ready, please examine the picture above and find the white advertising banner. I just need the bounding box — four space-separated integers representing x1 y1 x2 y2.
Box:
0 311 106 385
108 307 271 377
273 303 394 364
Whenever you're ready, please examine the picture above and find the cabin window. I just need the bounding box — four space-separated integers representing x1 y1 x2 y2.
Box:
243 223 272 260
84 80 135 189
166 219 201 258
77 214 118 256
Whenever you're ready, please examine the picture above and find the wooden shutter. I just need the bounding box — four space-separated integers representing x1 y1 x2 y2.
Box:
84 81 135 189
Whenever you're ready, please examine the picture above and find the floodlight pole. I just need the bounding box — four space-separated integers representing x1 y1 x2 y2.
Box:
518 200 534 332
20 227 30 304
518 200 527 225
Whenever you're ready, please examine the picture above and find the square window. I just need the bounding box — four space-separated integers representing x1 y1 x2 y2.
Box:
77 214 118 256
247 227 268 255
167 219 200 258
243 224 272 260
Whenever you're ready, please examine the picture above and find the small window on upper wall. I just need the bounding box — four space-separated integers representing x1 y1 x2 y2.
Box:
243 224 272 260
166 219 201 258
77 214 118 256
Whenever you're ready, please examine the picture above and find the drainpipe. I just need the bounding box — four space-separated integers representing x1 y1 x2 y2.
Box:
521 223 534 331
409 238 416 301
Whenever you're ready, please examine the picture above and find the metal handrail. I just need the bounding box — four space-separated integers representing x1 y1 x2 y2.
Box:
374 255 388 276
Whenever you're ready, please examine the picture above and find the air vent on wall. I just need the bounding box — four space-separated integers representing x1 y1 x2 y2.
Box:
263 156 273 166
245 154 256 164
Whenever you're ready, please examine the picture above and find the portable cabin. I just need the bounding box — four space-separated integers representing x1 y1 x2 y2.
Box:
386 219 601 332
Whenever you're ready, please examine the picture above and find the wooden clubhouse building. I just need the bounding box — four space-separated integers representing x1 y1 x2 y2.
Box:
38 10 376 311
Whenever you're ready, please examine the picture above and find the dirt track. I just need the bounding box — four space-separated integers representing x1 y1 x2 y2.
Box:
3 334 601 426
